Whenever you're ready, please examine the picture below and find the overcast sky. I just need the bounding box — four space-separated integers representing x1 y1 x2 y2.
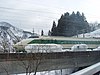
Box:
0 0 100 34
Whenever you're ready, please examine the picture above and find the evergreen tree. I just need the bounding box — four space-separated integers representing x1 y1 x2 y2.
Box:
51 21 57 36
70 11 76 20
41 30 44 36
60 14 64 19
51 11 90 37
64 12 70 17
48 30 51 36
76 11 81 17
82 13 86 21
56 12 71 36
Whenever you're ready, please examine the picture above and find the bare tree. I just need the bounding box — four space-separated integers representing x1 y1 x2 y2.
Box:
16 48 45 75
0 45 53 75
0 61 10 75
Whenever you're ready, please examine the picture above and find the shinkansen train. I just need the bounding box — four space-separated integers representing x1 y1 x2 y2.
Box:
14 36 100 51
25 44 63 53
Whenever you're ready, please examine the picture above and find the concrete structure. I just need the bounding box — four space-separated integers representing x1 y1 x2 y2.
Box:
0 51 100 74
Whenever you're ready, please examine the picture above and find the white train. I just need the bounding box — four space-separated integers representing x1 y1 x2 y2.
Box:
14 36 100 52
25 44 63 53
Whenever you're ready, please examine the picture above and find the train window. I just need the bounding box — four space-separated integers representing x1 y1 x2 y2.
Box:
48 40 51 43
97 41 100 44
67 41 70 44
66 40 70 44
54 40 57 43
70 41 73 44
74 41 78 44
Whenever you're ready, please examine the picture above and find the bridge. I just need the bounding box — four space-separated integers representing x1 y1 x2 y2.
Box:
0 51 100 74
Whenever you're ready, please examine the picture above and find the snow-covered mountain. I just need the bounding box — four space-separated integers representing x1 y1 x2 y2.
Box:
0 22 36 52
0 22 36 41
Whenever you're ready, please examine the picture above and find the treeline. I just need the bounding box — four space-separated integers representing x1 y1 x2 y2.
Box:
50 11 91 37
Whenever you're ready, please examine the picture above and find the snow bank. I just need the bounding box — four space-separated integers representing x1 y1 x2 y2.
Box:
25 44 63 53
93 46 100 51
71 44 88 51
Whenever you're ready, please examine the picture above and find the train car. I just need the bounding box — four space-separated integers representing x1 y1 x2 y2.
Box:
25 44 63 53
14 36 100 52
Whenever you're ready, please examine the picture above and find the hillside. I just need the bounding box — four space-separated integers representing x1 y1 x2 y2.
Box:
0 22 33 39
0 22 35 52
77 29 100 38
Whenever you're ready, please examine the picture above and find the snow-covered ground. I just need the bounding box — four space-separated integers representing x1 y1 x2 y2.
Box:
75 29 100 38
12 68 76 75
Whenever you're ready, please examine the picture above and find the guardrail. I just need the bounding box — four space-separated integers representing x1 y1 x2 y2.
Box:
71 62 100 75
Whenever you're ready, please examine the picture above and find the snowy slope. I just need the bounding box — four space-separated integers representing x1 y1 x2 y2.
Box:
0 22 34 52
0 22 33 40
77 29 100 38
89 29 100 36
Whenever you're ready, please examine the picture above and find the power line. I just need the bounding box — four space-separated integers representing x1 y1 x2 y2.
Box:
0 6 60 20
0 13 59 21
0 6 61 15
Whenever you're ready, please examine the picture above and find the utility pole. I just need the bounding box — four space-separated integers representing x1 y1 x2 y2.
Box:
82 29 85 38
32 28 34 35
